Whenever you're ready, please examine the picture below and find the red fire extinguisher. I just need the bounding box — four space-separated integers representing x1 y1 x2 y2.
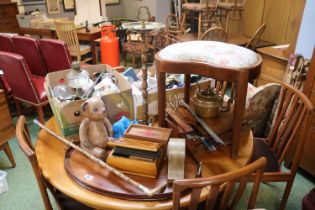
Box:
100 25 120 67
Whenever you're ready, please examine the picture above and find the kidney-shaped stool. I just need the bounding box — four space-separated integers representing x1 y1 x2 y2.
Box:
155 41 262 158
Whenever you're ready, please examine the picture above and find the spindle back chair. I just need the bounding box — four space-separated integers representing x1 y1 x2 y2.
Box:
173 157 266 210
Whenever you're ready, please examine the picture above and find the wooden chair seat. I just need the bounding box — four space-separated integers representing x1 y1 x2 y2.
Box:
182 3 216 11
68 44 92 63
217 2 243 10
251 138 280 172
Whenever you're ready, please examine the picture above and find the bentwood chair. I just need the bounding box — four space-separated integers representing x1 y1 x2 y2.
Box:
54 20 92 63
173 157 266 210
165 14 184 36
182 0 220 39
0 34 15 99
245 23 267 51
217 0 247 32
12 36 47 76
37 39 72 73
16 116 93 210
250 83 314 210
200 26 228 42
0 52 48 124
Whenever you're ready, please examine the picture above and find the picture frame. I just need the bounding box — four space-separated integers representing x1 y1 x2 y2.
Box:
63 0 74 11
22 0 45 5
46 0 61 14
105 0 119 5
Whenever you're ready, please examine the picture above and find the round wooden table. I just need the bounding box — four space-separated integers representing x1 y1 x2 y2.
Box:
35 117 254 210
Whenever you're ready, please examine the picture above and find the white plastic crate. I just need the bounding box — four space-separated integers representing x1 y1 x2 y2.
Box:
0 170 9 194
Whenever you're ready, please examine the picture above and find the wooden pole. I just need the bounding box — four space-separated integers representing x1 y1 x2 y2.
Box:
33 120 167 197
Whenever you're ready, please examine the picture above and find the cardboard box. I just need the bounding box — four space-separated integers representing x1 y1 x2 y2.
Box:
45 64 134 137
134 79 212 120
16 15 31 28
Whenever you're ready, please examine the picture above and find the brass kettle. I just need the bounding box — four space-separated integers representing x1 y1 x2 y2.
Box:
193 87 223 118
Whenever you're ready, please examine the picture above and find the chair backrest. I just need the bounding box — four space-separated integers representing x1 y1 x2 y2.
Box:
201 27 228 42
137 6 152 21
54 20 81 61
0 34 15 53
173 157 266 210
165 14 182 35
267 83 314 170
0 51 41 104
37 39 72 73
245 23 267 51
16 116 53 210
12 36 47 76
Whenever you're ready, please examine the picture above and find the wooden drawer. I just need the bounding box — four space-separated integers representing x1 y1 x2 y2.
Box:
0 6 18 18
0 91 14 144
0 17 18 32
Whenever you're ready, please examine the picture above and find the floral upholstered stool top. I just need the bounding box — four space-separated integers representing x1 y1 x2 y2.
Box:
158 41 260 69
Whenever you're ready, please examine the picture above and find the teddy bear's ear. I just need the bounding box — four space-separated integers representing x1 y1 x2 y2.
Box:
81 102 89 112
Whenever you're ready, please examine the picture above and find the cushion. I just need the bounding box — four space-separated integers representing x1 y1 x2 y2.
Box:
244 83 281 136
302 188 315 210
31 76 48 103
158 41 259 69
251 138 280 172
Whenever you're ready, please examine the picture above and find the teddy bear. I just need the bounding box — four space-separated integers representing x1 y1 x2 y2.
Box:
79 97 113 159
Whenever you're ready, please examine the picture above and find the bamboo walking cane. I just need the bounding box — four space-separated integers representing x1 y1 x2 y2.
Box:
33 119 167 197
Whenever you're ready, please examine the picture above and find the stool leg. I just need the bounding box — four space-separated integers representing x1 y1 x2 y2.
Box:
198 12 202 40
3 142 16 168
15 99 22 117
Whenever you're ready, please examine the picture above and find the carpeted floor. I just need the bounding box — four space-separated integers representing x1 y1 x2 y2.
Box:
0 113 314 210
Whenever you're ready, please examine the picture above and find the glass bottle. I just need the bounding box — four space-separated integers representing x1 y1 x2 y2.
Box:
66 61 90 89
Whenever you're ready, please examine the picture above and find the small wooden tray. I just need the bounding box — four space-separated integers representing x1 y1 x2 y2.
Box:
64 148 197 200
124 124 172 144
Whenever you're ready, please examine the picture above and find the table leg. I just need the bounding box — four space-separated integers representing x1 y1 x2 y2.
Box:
184 74 191 104
158 72 166 127
90 37 97 64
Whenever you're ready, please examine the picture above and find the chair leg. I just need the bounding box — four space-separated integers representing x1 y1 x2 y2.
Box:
198 12 202 40
3 142 16 168
37 105 45 124
279 179 295 210
132 55 136 68
15 99 22 117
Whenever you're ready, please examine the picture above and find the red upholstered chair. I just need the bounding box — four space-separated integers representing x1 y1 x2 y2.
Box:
12 36 47 76
0 34 15 52
0 51 48 123
37 39 72 73
0 34 15 99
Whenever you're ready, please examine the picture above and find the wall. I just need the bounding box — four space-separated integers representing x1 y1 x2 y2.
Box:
242 0 305 51
295 0 315 59
21 1 75 20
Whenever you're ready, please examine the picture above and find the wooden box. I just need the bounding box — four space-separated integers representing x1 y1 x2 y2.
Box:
106 139 165 178
124 124 172 145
